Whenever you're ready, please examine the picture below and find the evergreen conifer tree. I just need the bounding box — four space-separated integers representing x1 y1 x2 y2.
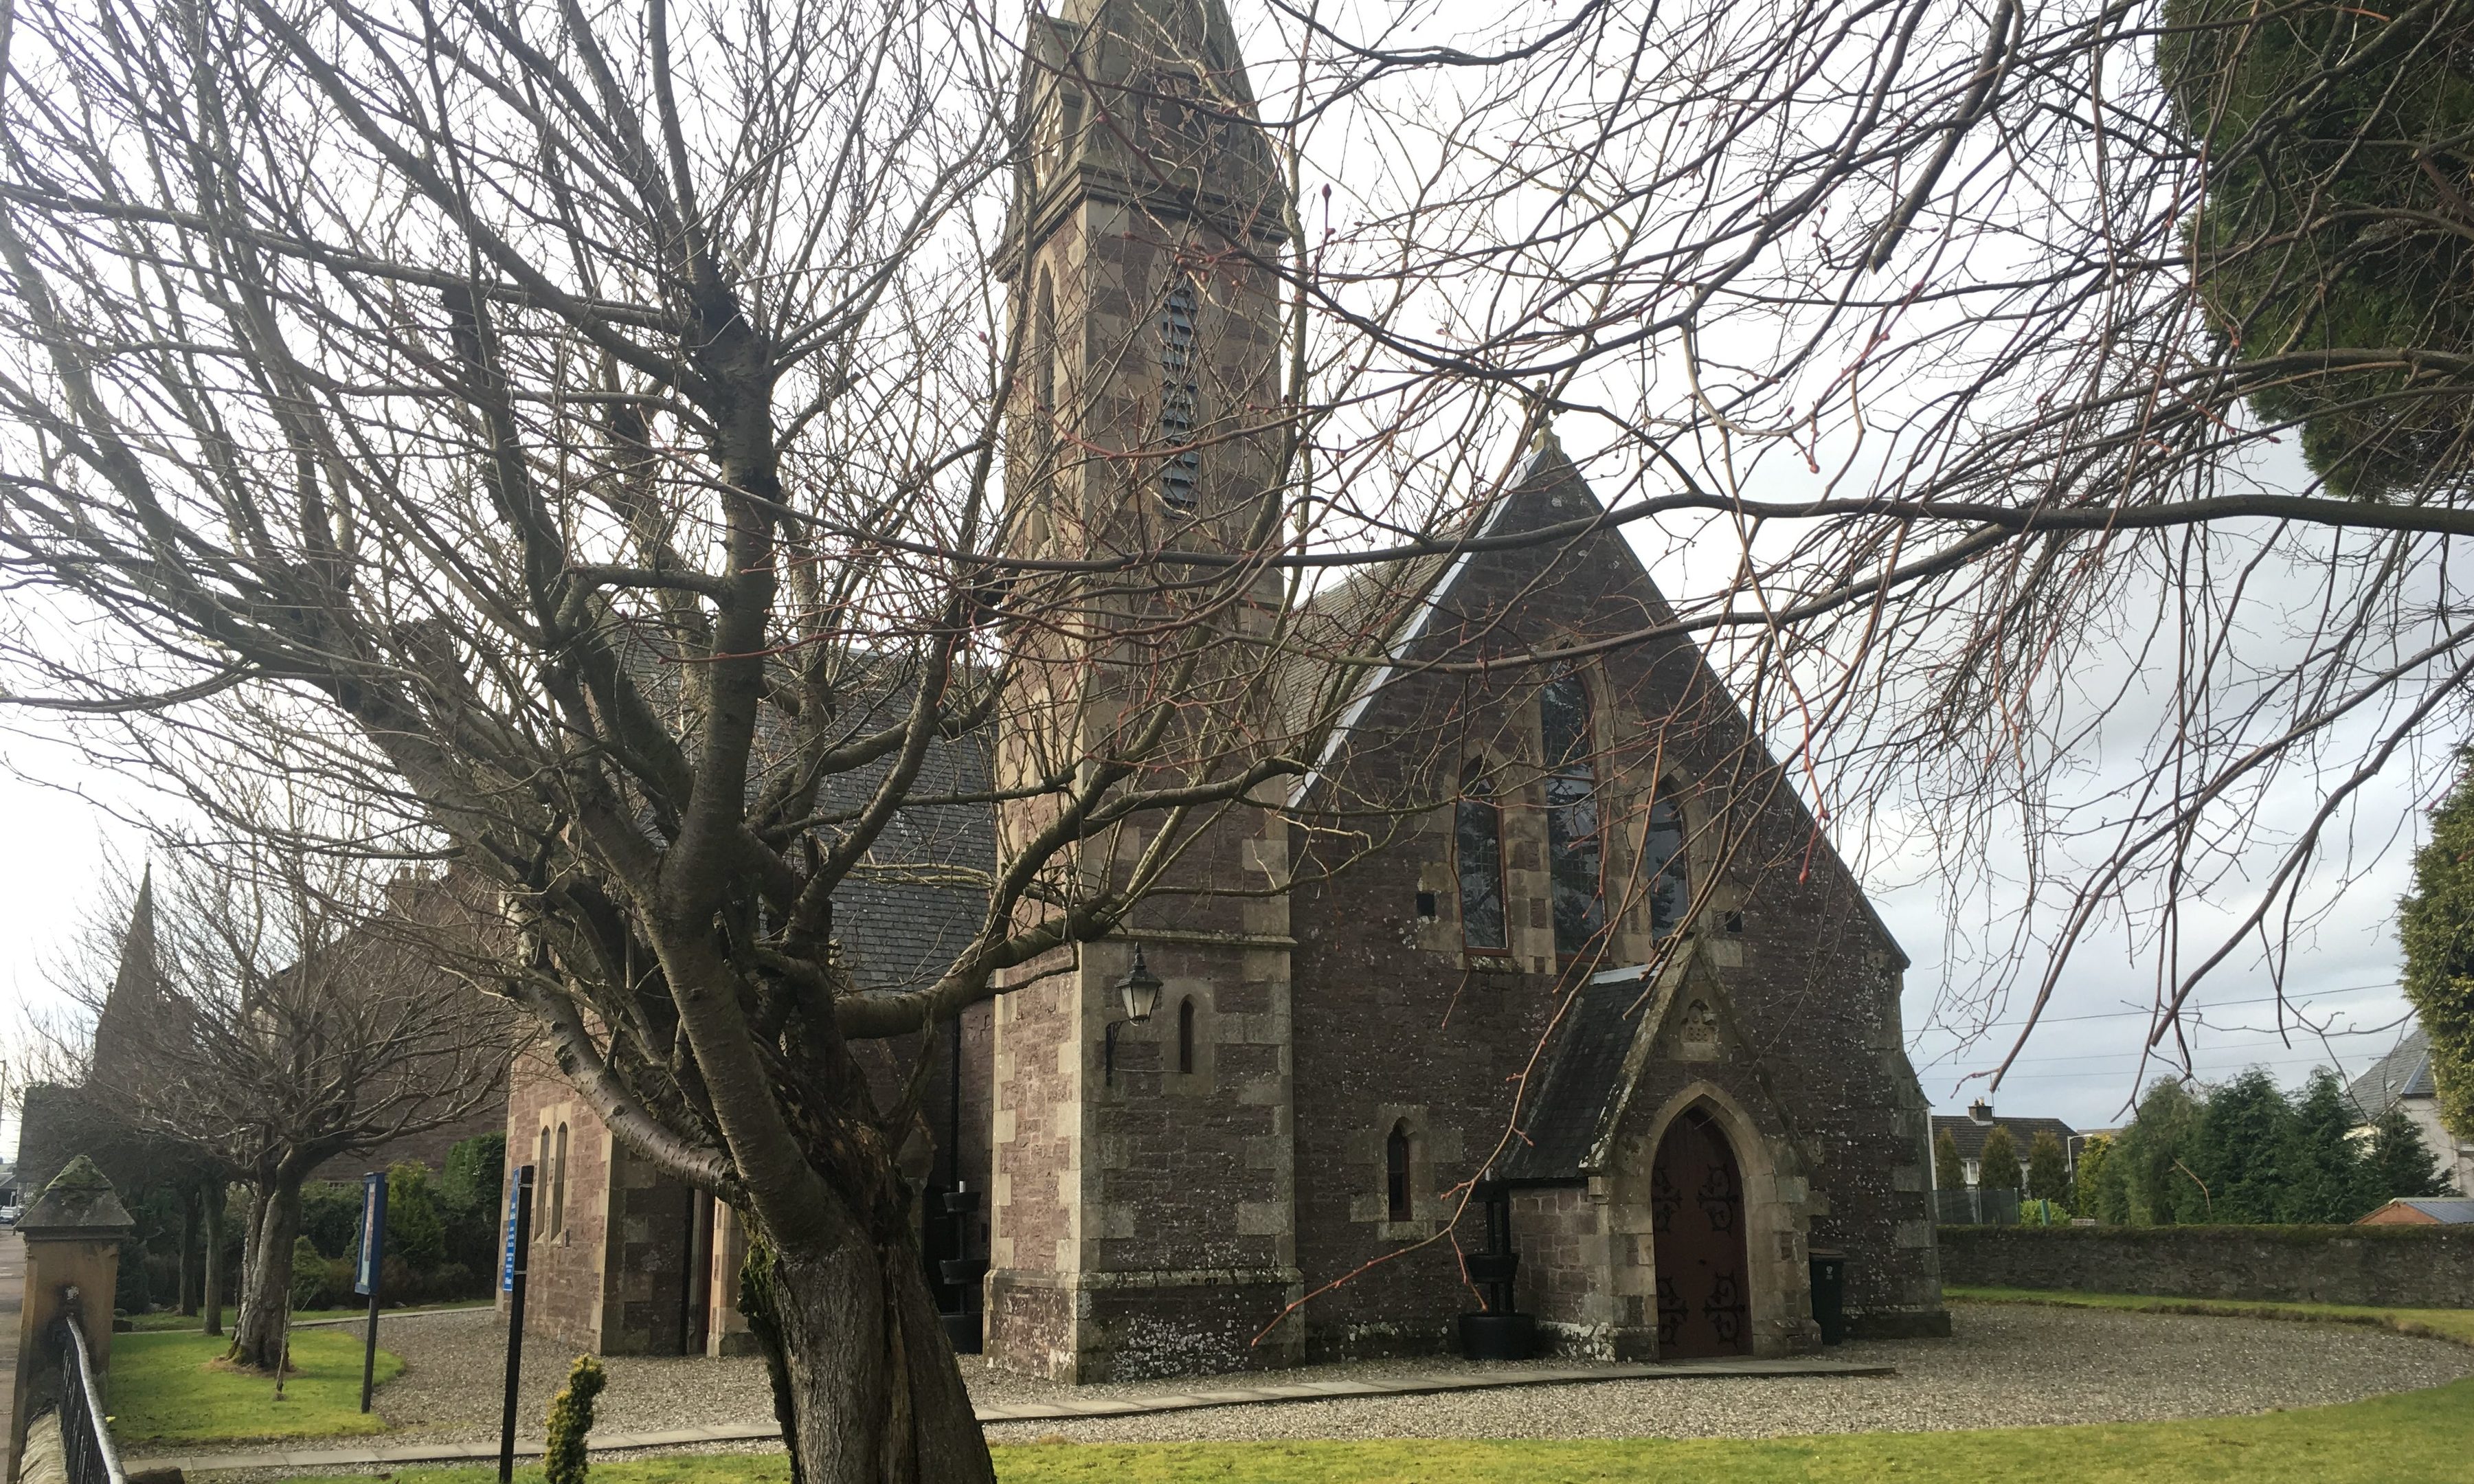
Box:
1976 1125 2021 1191
2120 1078 2205 1224
2025 1131 2071 1203
2400 754 2474 1145
2363 1106 2457 1202
1934 1127 1964 1190
2188 1068 2293 1222
2279 1068 2371 1223
2075 1134 2128 1224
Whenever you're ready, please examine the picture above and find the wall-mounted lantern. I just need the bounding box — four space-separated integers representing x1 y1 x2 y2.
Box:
1103 944 1163 1086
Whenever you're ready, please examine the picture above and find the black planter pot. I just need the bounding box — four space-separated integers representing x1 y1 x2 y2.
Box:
1457 1311 1536 1362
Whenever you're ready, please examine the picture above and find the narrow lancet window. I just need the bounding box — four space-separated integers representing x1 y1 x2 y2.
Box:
1033 268 1057 414
1542 672 1604 954
1645 787 1689 938
1456 761 1507 952
1386 1121 1413 1222
1158 278 1199 508
550 1122 570 1239
1178 996 1197 1075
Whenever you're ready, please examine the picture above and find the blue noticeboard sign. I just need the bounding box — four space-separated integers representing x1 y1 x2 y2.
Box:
355 1171 387 1297
501 1169 524 1292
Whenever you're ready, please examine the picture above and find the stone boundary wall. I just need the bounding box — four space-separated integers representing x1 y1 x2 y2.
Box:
1939 1224 2474 1307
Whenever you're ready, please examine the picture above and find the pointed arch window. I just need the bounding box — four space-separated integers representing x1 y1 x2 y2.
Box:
1645 786 1689 938
1158 278 1199 508
1385 1121 1414 1222
1542 672 1604 954
1177 996 1197 1075
1455 760 1507 952
1033 267 1057 415
549 1122 570 1239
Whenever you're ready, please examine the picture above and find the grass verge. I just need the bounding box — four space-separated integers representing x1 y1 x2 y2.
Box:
128 1301 491 1334
1944 1285 2474 1347
111 1329 404 1444
251 1375 2474 1483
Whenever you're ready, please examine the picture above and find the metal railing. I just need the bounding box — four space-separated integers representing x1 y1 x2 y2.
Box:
1934 1187 2021 1226
54 1290 126 1484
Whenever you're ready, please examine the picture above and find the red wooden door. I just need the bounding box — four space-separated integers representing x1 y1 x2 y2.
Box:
1650 1107 1751 1358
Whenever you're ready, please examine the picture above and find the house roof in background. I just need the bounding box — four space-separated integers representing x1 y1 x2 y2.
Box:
2346 1026 2436 1124
2370 1197 2474 1224
1931 1113 2078 1163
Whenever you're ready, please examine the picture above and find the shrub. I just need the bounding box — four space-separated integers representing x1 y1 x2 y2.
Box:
439 1134 507 1276
387 1162 448 1270
299 1182 363 1259
286 1226 346 1305
543 1354 608 1484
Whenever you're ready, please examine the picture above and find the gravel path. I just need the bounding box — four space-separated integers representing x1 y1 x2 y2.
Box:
194 1299 2474 1456
982 1304 2474 1443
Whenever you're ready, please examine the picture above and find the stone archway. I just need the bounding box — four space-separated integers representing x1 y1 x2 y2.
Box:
1649 1104 1751 1357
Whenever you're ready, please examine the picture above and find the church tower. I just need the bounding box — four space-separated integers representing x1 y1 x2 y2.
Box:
984 0 1303 1382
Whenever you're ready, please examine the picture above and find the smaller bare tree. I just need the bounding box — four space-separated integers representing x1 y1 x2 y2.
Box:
63 812 513 1373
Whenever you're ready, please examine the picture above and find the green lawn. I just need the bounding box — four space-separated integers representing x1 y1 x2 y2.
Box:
128 1300 492 1333
109 1329 404 1444
260 1375 2474 1483
1944 1285 2474 1347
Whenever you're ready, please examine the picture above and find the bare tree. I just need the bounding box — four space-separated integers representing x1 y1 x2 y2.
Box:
60 829 513 1373
7 0 2474 1472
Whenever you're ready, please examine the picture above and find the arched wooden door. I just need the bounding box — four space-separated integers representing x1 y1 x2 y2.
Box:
1650 1105 1751 1358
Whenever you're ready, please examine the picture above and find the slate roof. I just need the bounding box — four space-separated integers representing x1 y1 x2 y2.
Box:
805 698 996 994
1498 964 1656 1184
2378 1197 2474 1223
2348 1026 2438 1124
1931 1113 2078 1165
609 633 997 995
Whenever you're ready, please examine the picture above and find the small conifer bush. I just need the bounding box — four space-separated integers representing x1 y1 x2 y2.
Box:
543 1353 608 1484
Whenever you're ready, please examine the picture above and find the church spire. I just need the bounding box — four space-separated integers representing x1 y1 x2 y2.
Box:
1009 0 1287 276
111 865 157 1004
91 864 165 1086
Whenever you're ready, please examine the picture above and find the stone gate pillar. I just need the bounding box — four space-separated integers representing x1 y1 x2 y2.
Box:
9 1156 134 1484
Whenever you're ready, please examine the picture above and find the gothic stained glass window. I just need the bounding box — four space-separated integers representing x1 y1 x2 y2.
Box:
1158 278 1199 508
1645 788 1689 938
1542 673 1604 954
1455 763 1507 952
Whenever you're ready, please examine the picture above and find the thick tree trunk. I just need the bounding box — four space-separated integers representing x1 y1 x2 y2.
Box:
744 1201 994 1484
227 1176 303 1371
201 1183 226 1338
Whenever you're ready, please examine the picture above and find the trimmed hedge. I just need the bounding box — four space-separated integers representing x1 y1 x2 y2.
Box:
1939 1223 2474 1307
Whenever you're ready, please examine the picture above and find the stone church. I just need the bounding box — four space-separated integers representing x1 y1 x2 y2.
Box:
503 0 1947 1380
